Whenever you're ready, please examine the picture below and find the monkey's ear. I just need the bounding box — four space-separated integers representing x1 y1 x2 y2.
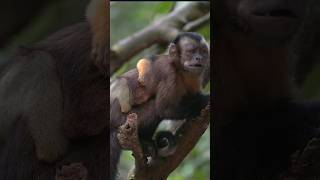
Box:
169 43 178 57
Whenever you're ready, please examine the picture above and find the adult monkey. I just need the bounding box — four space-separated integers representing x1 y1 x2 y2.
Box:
0 0 109 179
110 32 210 179
213 0 320 180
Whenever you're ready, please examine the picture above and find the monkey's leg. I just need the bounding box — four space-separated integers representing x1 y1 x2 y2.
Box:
19 51 68 162
110 78 132 113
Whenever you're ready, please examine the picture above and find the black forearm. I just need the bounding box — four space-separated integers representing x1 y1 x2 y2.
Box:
180 93 209 118
159 93 209 120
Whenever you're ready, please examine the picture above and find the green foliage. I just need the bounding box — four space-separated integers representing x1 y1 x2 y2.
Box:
7 0 88 50
204 82 210 92
168 128 210 180
0 0 88 66
198 24 211 40
300 63 320 100
111 2 174 45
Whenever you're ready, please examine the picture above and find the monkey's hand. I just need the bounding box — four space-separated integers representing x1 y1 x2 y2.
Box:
137 58 151 86
155 131 177 157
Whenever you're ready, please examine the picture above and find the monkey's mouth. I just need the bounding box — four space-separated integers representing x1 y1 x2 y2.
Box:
247 6 300 42
190 64 203 68
188 64 203 70
185 63 203 74
184 61 204 73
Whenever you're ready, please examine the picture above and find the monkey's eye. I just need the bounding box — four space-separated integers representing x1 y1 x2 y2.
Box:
201 49 208 55
186 49 196 54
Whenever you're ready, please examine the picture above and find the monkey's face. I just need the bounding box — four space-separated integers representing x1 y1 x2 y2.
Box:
178 38 209 75
216 0 310 46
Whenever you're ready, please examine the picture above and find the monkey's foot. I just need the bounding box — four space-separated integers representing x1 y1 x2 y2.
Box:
55 162 88 180
35 137 69 163
136 58 151 86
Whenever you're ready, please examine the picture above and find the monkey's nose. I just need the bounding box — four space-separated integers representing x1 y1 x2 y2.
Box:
194 54 203 62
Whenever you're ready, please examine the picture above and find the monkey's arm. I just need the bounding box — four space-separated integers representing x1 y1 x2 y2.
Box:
159 93 209 120
170 93 210 119
154 72 209 120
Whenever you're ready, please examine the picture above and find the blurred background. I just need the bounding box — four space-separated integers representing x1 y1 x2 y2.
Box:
111 2 210 180
0 0 89 63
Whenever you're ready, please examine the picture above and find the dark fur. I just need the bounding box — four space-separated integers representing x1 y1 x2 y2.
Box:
110 34 209 180
0 22 108 180
213 0 320 179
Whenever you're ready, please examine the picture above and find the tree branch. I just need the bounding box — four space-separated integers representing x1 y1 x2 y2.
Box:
110 2 210 74
117 104 210 179
183 13 210 32
279 137 320 180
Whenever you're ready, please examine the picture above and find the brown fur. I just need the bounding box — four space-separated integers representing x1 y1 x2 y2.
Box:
120 54 202 114
181 74 201 94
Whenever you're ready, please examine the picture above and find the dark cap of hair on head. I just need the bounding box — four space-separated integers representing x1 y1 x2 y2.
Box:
172 32 204 44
